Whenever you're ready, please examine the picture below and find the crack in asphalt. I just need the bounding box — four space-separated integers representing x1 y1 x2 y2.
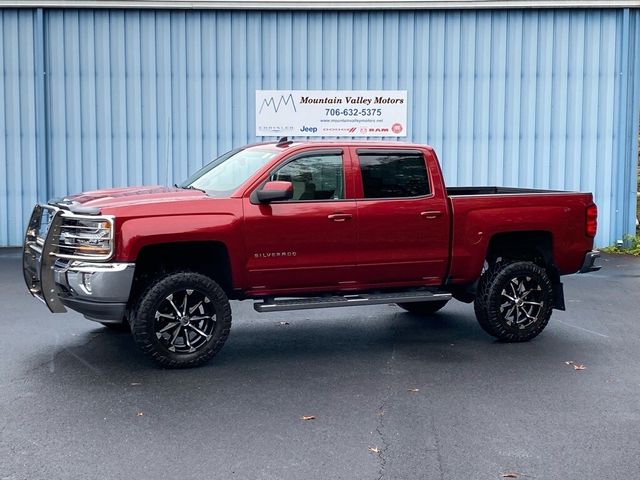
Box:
428 396 445 480
374 400 390 480
374 318 399 480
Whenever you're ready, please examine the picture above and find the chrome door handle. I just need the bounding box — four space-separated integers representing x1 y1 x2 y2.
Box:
328 213 353 222
421 210 443 219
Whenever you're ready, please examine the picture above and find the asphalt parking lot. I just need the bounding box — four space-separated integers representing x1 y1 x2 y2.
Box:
1 249 639 480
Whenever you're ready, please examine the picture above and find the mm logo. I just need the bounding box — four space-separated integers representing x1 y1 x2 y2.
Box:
259 93 297 114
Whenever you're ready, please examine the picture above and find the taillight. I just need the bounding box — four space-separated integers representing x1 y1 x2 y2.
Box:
586 204 598 237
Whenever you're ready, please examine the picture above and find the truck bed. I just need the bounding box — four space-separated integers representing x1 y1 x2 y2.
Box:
445 188 595 284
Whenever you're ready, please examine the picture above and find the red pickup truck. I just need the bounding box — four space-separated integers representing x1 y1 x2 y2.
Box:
23 140 600 368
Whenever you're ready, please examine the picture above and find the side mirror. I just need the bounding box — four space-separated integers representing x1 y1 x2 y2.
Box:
255 181 294 203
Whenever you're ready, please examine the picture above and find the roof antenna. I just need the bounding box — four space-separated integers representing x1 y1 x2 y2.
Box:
276 136 293 147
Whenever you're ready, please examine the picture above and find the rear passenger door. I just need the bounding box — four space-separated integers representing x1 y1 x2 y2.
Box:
352 148 449 287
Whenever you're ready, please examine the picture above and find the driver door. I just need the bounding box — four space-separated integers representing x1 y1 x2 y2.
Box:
242 150 358 293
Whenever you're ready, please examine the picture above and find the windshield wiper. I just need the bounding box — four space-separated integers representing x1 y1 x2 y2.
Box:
174 184 206 194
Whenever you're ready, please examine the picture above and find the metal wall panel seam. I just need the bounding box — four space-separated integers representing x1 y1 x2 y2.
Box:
18 11 38 244
623 9 640 240
536 11 552 189
610 9 623 243
457 12 473 186
615 8 630 244
504 10 522 188
185 11 200 175
0 11 8 245
487 11 504 186
67 11 82 193
442 11 461 185
580 12 597 197
564 11 583 193
550 10 568 190
600 13 617 242
34 8 47 204
9 11 19 241
126 11 143 185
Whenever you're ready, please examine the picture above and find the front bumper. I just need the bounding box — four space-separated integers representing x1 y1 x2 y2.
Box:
579 250 601 273
23 204 134 322
55 261 135 321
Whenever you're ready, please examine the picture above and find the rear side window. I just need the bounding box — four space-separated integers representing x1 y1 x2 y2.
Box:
358 152 430 198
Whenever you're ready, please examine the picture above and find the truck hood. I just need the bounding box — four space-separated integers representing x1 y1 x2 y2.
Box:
56 185 207 211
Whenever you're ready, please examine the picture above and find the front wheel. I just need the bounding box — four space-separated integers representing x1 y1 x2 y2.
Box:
474 261 554 342
131 271 232 368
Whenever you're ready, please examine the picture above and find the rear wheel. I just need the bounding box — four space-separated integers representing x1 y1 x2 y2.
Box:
131 271 232 368
474 261 553 342
397 300 449 315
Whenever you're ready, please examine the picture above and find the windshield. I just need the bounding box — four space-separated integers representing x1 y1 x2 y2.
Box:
180 148 278 197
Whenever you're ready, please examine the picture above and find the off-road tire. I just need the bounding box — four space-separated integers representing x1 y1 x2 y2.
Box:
473 261 553 342
131 271 232 368
396 300 449 315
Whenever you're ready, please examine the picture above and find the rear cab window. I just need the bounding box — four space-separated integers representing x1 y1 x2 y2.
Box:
356 150 431 199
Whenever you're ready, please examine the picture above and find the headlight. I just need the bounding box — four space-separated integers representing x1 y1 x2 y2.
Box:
57 216 114 260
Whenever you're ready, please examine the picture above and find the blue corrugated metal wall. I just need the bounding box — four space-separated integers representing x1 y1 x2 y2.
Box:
1 8 639 247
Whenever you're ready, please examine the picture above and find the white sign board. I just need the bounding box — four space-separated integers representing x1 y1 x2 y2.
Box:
255 90 407 137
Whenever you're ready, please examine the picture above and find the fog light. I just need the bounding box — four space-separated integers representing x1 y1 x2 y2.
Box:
82 273 93 293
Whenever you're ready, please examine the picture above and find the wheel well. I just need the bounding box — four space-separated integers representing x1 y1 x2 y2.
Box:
130 242 233 300
485 231 558 281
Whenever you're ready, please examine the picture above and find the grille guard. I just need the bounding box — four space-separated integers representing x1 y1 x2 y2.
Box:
23 205 67 313
22 204 115 313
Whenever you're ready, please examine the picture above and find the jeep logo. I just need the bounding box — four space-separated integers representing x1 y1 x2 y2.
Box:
300 125 318 133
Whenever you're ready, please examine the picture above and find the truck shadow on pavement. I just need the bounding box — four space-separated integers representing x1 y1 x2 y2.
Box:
29 307 598 384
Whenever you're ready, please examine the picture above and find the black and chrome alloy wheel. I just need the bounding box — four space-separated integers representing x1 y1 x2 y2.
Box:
132 271 232 368
474 261 554 342
154 289 217 354
498 275 544 331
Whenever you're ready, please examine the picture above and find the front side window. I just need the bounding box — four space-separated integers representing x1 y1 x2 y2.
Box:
358 152 430 199
270 154 344 201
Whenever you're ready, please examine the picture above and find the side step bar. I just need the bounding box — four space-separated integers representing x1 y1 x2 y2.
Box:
254 291 452 313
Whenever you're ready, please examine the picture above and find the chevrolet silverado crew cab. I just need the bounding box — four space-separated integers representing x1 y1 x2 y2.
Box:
23 140 600 368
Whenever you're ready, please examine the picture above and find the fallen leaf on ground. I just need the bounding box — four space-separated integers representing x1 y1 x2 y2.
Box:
368 447 380 453
407 388 420 393
136 412 144 417
300 415 315 421
565 361 587 370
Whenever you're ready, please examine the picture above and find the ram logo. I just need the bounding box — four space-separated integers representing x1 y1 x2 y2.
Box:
259 93 297 114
